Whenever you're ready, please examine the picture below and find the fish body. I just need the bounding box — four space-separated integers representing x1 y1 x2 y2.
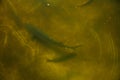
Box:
24 23 81 49
47 53 76 62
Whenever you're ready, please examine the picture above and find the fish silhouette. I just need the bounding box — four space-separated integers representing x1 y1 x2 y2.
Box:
24 23 81 50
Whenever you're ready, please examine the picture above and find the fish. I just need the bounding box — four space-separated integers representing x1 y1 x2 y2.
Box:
24 23 81 50
47 53 77 62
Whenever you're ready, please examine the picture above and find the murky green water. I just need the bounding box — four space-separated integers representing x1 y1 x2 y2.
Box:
0 0 119 80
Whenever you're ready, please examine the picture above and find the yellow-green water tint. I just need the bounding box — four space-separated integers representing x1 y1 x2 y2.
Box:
0 0 119 80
